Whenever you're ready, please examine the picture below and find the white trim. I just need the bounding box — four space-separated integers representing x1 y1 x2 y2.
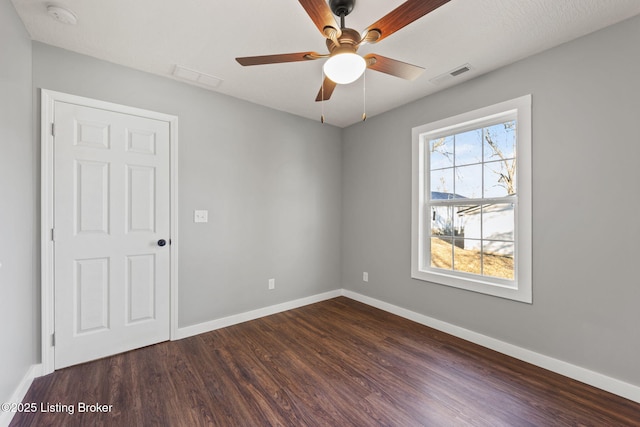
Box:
0 364 42 427
411 94 532 303
40 89 179 375
342 290 640 404
174 290 342 340
40 90 55 375
168 112 180 342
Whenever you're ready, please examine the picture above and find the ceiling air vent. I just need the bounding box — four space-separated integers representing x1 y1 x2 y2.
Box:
172 65 223 89
429 63 473 85
450 65 471 76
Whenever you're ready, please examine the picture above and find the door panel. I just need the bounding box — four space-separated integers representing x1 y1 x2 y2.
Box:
76 160 110 234
75 257 110 333
54 101 171 369
126 254 156 323
127 165 156 232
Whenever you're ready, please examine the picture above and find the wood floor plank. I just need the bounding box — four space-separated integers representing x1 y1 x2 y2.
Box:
10 297 640 426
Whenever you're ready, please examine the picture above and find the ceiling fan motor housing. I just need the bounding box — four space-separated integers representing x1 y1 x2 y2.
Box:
326 27 361 52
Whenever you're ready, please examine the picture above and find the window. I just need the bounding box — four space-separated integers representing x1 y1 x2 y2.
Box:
411 95 532 303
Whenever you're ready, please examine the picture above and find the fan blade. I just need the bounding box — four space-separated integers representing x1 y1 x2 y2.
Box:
236 52 324 66
315 77 337 102
298 0 340 37
365 0 450 43
364 54 425 80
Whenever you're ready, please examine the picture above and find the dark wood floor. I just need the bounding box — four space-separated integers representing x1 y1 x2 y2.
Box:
11 297 640 426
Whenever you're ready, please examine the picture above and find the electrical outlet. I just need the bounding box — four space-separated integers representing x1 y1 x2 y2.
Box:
363 272 369 282
268 278 275 290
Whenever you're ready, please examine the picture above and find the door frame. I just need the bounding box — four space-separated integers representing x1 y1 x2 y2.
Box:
40 89 179 375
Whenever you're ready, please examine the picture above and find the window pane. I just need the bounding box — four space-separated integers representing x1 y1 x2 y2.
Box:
431 206 454 237
484 160 516 197
481 203 514 241
455 129 482 166
455 164 482 198
484 121 516 161
454 205 481 239
482 241 514 279
430 237 453 270
431 168 453 195
429 136 454 170
453 239 482 275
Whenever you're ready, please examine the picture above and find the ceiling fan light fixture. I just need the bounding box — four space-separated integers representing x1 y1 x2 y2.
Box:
323 52 366 85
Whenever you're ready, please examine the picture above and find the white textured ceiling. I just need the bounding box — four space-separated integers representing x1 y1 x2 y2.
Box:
11 0 640 127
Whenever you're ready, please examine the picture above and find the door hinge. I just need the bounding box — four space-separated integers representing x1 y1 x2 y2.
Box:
51 333 55 346
51 228 55 241
51 123 55 137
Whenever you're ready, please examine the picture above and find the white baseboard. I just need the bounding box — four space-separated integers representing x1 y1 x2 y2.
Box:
343 290 640 404
0 364 42 427
174 289 343 340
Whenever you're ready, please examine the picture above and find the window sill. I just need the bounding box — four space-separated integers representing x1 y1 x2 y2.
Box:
411 267 532 303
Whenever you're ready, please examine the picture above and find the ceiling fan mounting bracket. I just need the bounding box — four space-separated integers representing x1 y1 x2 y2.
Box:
362 29 382 44
323 26 338 37
329 0 355 18
323 26 342 44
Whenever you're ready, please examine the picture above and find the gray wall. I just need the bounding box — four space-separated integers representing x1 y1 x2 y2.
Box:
342 14 640 386
0 0 37 403
32 43 343 327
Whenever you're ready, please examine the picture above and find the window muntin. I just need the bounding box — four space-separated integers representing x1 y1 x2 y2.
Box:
411 95 532 303
428 120 516 281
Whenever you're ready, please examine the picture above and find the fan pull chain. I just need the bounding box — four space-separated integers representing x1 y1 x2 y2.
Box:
362 70 367 121
321 69 325 124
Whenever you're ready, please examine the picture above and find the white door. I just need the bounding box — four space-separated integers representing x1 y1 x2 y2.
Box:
53 101 171 369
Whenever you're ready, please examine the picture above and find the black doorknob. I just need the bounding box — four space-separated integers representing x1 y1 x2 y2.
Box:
157 239 167 247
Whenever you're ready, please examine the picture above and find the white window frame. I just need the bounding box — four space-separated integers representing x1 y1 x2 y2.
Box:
411 95 532 303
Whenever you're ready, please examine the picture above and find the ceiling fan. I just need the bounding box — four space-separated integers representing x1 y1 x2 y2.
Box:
236 0 451 102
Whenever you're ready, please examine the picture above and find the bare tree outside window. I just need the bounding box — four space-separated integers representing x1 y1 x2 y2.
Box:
484 121 516 196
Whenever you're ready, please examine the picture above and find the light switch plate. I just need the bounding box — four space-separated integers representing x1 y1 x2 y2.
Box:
194 210 208 223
